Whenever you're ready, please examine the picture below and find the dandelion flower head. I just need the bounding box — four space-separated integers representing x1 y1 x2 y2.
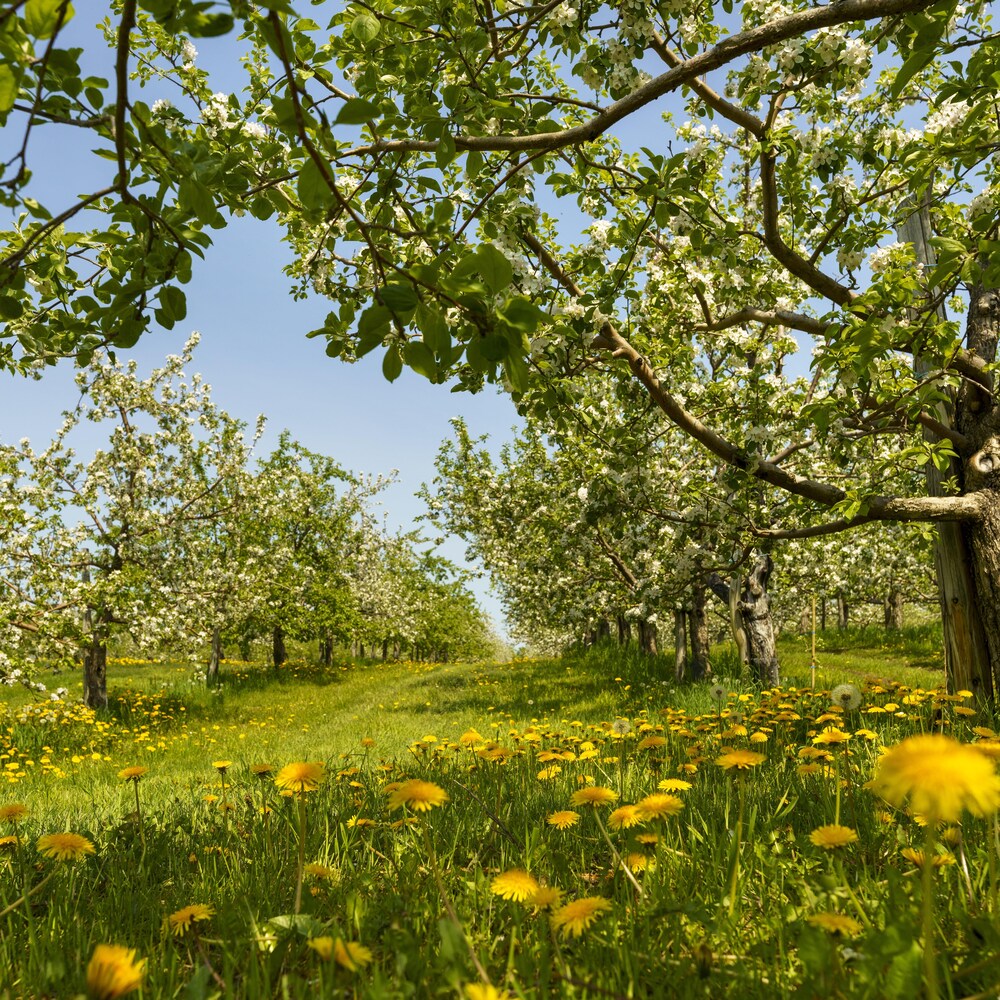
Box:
387 778 448 811
118 766 148 782
333 938 373 971
569 786 618 807
551 896 613 937
37 832 95 861
636 793 684 820
831 684 862 711
490 868 539 902
715 749 766 771
165 903 214 936
547 810 580 829
807 913 862 936
869 734 1000 822
274 761 326 794
86 944 146 999
0 803 28 823
809 824 859 850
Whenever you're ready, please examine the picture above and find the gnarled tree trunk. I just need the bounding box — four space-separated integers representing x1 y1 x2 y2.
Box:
883 587 904 630
738 554 780 686
688 587 710 680
83 638 108 709
207 627 223 685
272 625 287 668
673 608 687 681
637 618 658 655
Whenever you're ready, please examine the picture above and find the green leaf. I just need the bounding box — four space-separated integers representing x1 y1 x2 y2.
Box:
357 304 392 338
0 296 24 320
476 244 513 294
479 334 509 362
0 65 18 114
416 304 450 355
465 149 483 179
178 179 217 224
24 0 73 39
382 345 403 382
502 350 530 393
350 12 380 43
159 285 186 323
335 98 380 125
378 283 418 313
404 340 437 379
297 158 333 210
500 297 546 333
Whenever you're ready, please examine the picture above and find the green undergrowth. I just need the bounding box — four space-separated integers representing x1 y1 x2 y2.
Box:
3 627 998 1000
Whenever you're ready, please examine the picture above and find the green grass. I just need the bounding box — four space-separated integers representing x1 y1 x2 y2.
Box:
2 627 998 999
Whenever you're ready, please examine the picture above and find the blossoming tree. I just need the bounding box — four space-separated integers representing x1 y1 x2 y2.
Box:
2 0 999 693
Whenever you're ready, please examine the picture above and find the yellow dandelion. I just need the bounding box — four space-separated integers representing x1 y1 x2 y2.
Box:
551 896 613 937
608 805 644 830
460 729 484 745
635 832 659 845
0 835 19 850
809 824 858 850
86 944 146 999
536 765 562 780
807 913 862 936
303 862 336 880
749 732 769 744
569 786 618 807
274 761 326 794
657 778 692 792
529 885 563 909
812 728 851 746
117 766 148 782
387 778 449 811
636 793 684 820
308 936 334 960
165 903 214 936
490 868 539 902
627 852 654 872
900 847 957 870
212 760 232 773
637 735 668 750
0 803 28 823
250 763 274 778
547 810 580 830
36 832 95 862
869 734 1000 823
465 985 512 1000
333 938 372 971
715 749 766 771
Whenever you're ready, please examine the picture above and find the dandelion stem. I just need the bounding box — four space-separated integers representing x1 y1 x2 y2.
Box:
921 822 939 1000
293 794 307 915
0 871 54 921
592 810 644 897
727 775 746 917
419 821 491 984
132 779 146 852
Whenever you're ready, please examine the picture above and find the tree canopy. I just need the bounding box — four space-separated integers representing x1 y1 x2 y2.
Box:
2 0 1000 692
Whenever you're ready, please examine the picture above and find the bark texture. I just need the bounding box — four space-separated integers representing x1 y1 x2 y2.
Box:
883 587 904 630
272 625 287 667
83 640 108 709
738 555 780 686
674 608 687 681
688 587 710 680
207 627 223 685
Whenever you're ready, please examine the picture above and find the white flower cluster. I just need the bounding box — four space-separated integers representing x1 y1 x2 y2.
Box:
925 100 969 136
201 92 233 130
547 1 576 30
588 220 613 246
837 247 863 271
182 39 198 67
966 186 998 220
867 241 912 275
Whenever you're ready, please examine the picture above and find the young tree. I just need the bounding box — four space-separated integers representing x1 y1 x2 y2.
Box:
3 1 999 693
0 336 260 706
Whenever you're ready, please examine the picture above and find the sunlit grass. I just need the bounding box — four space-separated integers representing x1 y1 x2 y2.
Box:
2 629 998 998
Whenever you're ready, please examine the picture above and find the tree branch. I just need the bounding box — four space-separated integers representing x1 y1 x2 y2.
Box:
339 0 937 159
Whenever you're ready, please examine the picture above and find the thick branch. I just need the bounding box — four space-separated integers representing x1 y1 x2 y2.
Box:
340 0 936 159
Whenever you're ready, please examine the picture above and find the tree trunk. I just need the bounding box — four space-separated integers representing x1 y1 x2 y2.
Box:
320 636 333 666
820 597 826 631
673 608 687 681
617 615 630 645
688 587 710 680
899 206 995 697
82 638 108 709
637 619 657 655
381 638 389 662
836 591 848 630
738 554 780 686
883 587 904 630
799 606 811 634
272 625 287 668
207 627 223 685
596 618 611 642
239 637 251 661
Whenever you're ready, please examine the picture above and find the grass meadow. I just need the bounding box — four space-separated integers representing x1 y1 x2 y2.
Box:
1 628 999 999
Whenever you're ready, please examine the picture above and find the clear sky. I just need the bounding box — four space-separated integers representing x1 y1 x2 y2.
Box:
0 14 522 634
